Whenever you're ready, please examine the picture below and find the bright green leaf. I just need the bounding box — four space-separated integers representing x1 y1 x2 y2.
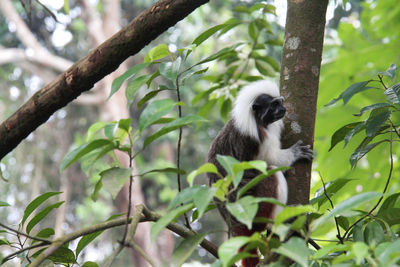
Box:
193 187 216 219
187 163 219 186
227 196 259 229
218 236 251 267
274 205 315 226
364 221 385 245
126 74 153 102
82 262 99 267
0 201 9 207
144 44 171 63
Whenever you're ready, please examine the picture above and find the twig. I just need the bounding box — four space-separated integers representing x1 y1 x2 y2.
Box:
0 222 51 244
343 124 394 240
175 73 192 230
2 242 48 264
126 241 156 267
319 172 343 243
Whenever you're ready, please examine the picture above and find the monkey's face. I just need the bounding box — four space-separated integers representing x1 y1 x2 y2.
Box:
252 94 286 127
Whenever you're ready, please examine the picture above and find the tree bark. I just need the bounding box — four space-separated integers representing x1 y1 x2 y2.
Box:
0 0 209 160
279 0 328 205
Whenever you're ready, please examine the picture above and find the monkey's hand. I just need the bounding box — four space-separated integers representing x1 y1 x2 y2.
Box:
290 140 314 161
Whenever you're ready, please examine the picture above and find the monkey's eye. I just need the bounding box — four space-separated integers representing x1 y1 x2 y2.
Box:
252 104 260 111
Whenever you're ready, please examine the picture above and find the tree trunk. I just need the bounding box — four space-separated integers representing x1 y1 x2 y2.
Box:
279 0 328 205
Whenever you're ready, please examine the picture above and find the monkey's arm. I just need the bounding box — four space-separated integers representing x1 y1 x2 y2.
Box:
264 140 313 167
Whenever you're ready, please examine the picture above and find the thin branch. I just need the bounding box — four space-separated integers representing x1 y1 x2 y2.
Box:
0 222 51 244
343 124 394 240
2 242 48 264
319 172 343 243
175 73 192 230
126 241 156 267
29 206 218 266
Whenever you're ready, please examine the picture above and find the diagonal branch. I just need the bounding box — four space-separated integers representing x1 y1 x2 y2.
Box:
0 0 209 160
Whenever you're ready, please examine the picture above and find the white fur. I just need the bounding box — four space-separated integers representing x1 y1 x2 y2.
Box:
232 80 281 141
231 80 293 214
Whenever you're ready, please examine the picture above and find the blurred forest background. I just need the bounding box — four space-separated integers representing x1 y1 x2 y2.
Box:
0 0 399 266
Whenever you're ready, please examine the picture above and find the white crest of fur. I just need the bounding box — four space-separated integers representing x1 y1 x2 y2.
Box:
231 80 281 140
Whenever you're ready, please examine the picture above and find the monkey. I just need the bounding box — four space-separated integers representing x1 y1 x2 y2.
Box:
206 80 313 267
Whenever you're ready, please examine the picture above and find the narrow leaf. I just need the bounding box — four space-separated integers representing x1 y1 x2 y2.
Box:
27 201 64 234
109 62 151 100
384 83 400 104
125 74 153 102
326 80 372 106
274 205 315 226
350 141 386 168
151 203 194 242
187 163 219 186
21 192 62 226
378 64 397 80
329 122 363 151
365 111 390 137
171 234 206 266
0 201 10 207
60 139 113 171
193 24 228 46
143 115 205 147
76 231 103 257
354 103 393 116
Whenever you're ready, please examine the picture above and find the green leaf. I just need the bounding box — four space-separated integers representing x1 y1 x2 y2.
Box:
251 54 280 72
311 243 349 260
197 44 242 65
139 99 177 132
216 155 239 179
76 231 103 257
350 140 386 168
353 223 364 242
326 80 372 106
193 24 228 46
187 163 219 186
377 239 400 266
100 167 132 199
354 103 394 116
0 201 9 207
376 208 400 226
384 83 400 104
137 88 169 109
32 228 55 244
378 64 397 80
273 237 311 267
171 234 206 266
248 21 258 42
27 201 64 234
274 205 315 226
126 74 153 102
168 186 201 210
192 204 216 222
310 178 353 208
151 203 194 242
159 57 181 83
143 115 205 147
311 192 381 231
255 59 276 77
329 122 362 151
21 192 62 226
351 242 369 264
237 167 289 198
0 239 10 246
193 187 216 219
364 221 384 245
344 122 366 147
365 110 390 137
144 44 171 63
233 5 250 13
218 236 252 267
227 196 259 229
117 118 132 133
86 122 109 141
140 167 186 177
82 262 99 267
63 0 70 14
48 247 75 264
378 193 400 213
109 62 151 100
60 139 114 171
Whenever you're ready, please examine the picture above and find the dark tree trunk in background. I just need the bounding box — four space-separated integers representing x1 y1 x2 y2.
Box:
279 0 329 205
